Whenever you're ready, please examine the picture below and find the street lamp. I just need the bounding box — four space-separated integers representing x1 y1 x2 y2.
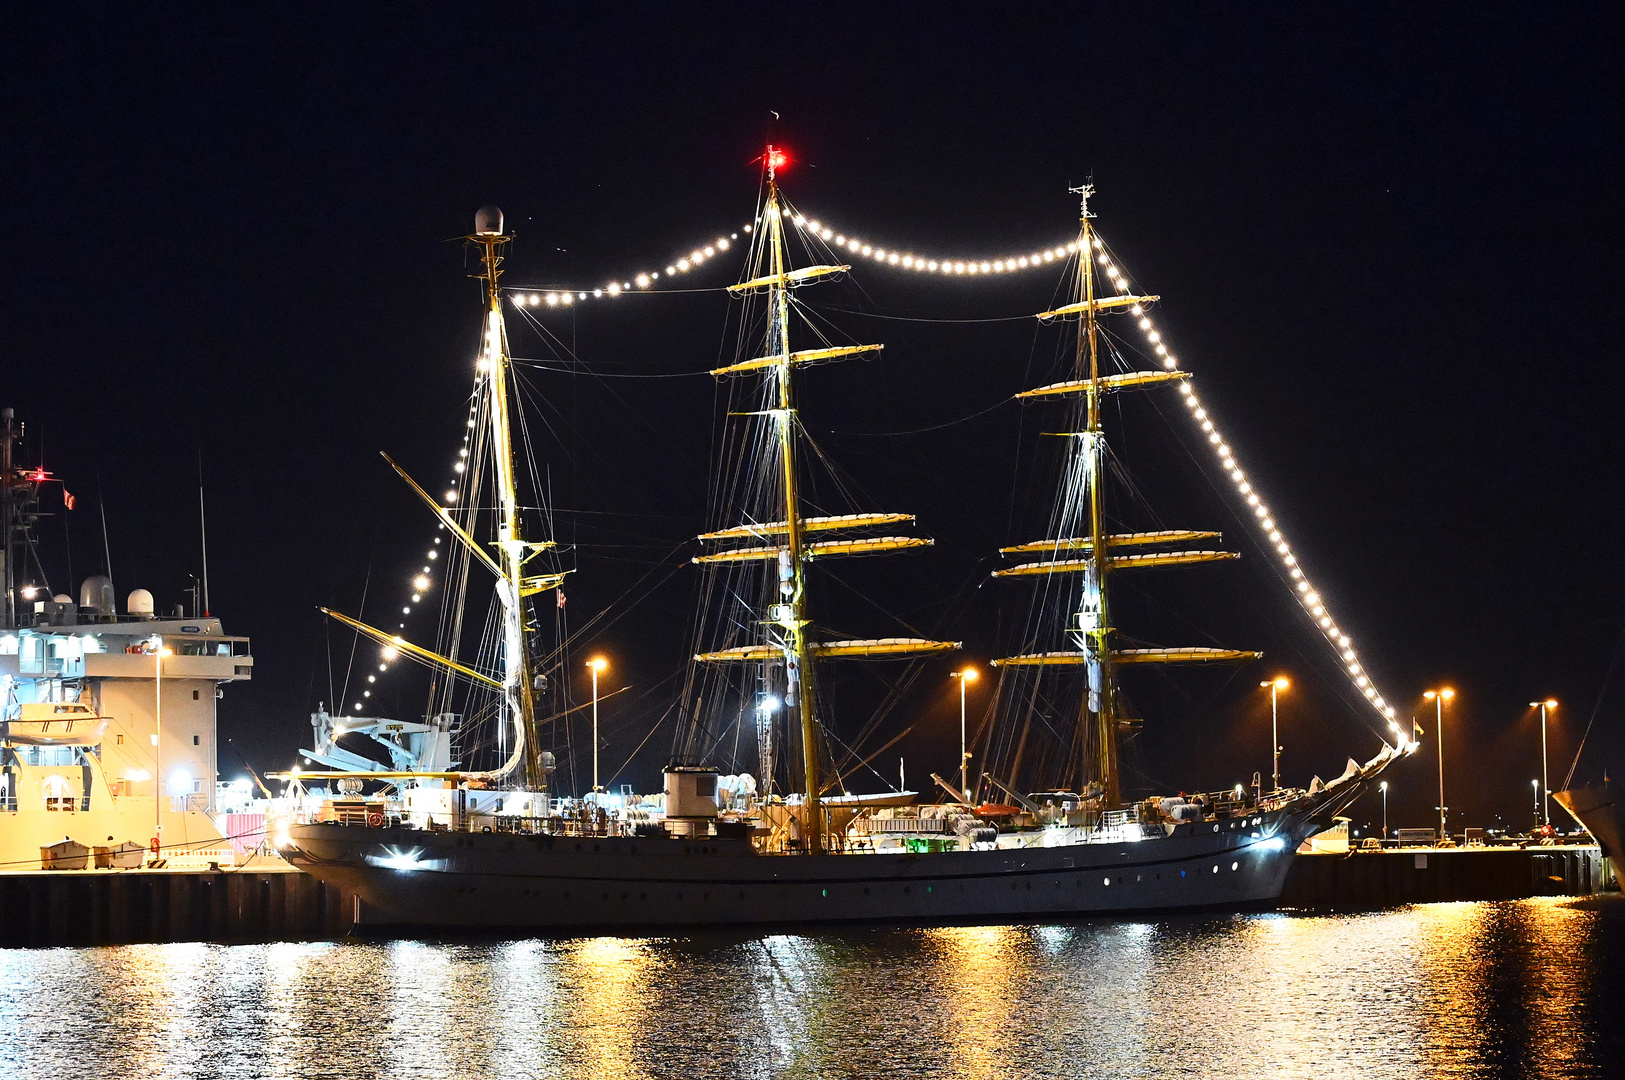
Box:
1379 780 1388 842
1423 687 1454 840
1259 676 1289 793
1532 778 1541 831
950 667 979 800
588 656 608 793
1529 699 1556 827
152 638 173 858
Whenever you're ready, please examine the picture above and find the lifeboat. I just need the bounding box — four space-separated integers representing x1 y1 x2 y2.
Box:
1 701 111 746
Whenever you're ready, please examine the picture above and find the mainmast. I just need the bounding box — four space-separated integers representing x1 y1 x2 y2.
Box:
694 147 959 852
471 207 546 792
760 160 824 850
1074 185 1120 807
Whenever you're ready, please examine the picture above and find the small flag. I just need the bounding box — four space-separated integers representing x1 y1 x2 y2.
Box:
63 490 76 510
556 590 567 609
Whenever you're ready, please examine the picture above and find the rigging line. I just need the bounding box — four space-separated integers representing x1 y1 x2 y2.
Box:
1149 394 1389 736
826 396 1014 437
337 562 372 716
1563 626 1625 790
802 304 1036 325
511 361 713 379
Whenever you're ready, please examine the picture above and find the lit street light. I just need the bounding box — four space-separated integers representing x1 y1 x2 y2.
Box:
1260 676 1289 793
1423 687 1455 840
151 637 172 861
1380 780 1388 842
1529 698 1556 827
950 667 979 800
588 656 608 793
1532 778 1541 831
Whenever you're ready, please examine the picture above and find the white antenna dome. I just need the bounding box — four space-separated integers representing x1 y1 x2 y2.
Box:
474 205 504 236
127 589 155 617
79 575 115 615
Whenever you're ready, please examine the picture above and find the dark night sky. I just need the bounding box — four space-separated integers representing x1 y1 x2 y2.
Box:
2 4 1622 834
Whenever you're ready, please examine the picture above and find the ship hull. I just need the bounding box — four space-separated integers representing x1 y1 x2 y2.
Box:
1555 782 1623 881
286 804 1331 933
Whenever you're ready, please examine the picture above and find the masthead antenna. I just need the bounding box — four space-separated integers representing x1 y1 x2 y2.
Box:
1069 180 1096 220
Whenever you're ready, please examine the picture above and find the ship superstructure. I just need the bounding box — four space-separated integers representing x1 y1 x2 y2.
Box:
0 409 254 868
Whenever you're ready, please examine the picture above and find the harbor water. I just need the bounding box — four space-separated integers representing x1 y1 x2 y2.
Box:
2 895 1620 1079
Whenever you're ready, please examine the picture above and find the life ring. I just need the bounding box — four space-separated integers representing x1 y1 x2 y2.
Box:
366 812 384 828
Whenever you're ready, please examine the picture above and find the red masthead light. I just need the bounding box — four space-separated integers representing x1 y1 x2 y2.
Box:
762 145 790 177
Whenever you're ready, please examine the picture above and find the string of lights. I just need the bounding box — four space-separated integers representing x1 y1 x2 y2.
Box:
346 401 471 715
788 210 1081 276
1084 235 1399 727
506 223 755 307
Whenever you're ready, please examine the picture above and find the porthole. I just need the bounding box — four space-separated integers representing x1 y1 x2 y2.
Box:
821 888 828 897
1213 824 1220 833
1231 862 1239 871
864 886 871 895
1103 877 1111 886
1211 866 1218 874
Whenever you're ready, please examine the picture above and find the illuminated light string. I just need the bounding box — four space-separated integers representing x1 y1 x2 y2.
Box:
1079 236 1399 727
348 400 473 716
507 223 756 307
788 210 1081 276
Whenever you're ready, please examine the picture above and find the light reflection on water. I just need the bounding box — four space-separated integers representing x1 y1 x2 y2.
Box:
1 897 1619 1079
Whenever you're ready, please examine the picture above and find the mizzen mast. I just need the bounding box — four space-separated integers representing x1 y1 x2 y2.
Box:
993 186 1258 807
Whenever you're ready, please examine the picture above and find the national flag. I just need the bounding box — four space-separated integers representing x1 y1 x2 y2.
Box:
556 590 567 608
63 490 76 510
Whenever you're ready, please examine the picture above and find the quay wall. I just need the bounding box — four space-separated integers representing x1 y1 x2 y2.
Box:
1280 845 1608 908
0 867 359 948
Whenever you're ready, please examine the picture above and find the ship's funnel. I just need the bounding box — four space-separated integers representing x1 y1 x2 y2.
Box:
127 589 155 617
79 575 115 616
474 205 504 236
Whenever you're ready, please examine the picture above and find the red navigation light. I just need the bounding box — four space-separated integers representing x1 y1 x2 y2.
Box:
26 467 47 483
764 146 789 174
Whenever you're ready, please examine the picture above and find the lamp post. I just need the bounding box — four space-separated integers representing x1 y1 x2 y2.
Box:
152 638 172 856
1423 687 1454 840
588 656 608 793
950 667 978 800
1531 778 1541 831
1529 699 1556 827
1260 676 1289 793
1380 780 1388 842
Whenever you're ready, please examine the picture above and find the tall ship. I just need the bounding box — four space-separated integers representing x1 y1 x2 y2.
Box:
281 163 1410 930
0 408 256 870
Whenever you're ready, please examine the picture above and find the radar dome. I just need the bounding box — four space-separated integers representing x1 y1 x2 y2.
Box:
127 589 155 617
474 205 504 236
79 575 115 615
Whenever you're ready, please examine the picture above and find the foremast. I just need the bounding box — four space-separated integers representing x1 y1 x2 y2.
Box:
470 212 549 792
695 148 959 852
317 207 564 791
992 185 1259 808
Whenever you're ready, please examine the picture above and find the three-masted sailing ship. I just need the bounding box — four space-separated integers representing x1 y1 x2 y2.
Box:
282 164 1409 931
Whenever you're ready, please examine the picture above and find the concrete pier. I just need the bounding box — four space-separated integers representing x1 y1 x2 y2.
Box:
0 866 359 948
1279 845 1608 908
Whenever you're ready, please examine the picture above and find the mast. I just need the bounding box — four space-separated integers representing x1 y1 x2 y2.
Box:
1074 185 1120 807
992 186 1259 806
694 148 960 851
763 155 825 852
471 208 545 792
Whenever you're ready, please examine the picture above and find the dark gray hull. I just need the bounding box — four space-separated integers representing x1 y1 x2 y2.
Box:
286 802 1339 932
